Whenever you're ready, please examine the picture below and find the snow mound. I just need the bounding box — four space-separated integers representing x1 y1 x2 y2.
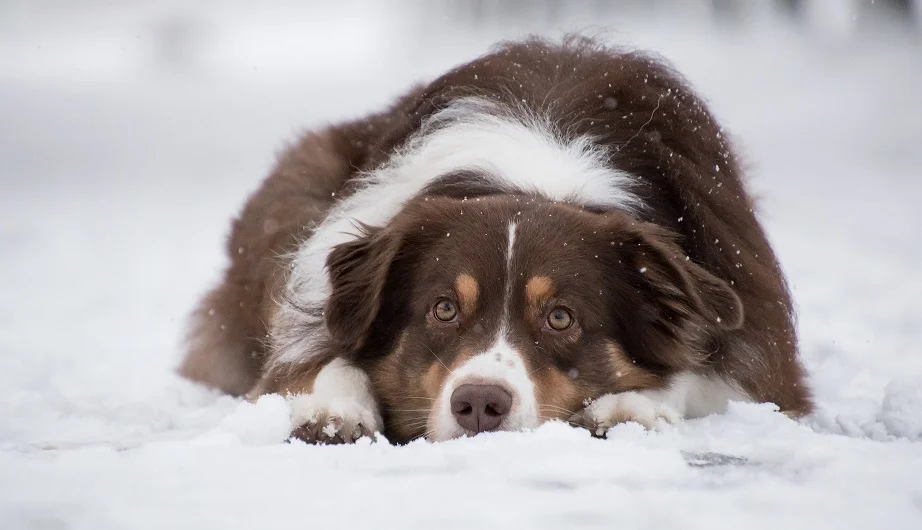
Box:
879 378 922 440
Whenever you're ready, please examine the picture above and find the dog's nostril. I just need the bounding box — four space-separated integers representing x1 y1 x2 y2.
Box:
452 401 473 416
484 404 502 417
450 384 513 433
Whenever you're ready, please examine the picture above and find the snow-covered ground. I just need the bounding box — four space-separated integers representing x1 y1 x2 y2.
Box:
2 2 921 528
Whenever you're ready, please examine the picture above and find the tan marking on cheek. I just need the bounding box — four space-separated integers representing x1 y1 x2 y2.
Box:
533 366 581 422
370 332 434 444
455 274 479 315
607 341 662 390
525 275 554 308
421 361 450 399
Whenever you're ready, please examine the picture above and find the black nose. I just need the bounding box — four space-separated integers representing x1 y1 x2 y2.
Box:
450 384 513 433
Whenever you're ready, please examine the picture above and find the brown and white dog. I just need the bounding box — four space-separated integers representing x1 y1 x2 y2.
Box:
180 36 812 444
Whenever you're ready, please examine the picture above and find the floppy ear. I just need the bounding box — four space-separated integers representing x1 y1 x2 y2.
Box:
623 223 744 333
324 226 402 356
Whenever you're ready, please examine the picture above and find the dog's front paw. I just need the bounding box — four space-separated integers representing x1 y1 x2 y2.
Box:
289 394 381 445
569 392 679 437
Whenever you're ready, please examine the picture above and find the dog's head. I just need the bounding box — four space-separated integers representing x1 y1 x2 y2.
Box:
323 195 742 442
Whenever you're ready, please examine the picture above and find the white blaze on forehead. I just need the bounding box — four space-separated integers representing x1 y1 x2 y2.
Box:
430 336 539 441
271 96 640 367
506 221 518 272
502 221 518 326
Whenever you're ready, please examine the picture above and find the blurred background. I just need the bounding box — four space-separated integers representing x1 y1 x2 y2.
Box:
2 0 920 189
1 1 920 443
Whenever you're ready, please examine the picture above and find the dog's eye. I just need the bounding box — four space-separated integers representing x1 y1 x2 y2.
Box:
547 307 573 331
433 299 458 322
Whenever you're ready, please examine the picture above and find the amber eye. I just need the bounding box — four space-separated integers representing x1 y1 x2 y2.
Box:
547 307 573 330
433 299 458 322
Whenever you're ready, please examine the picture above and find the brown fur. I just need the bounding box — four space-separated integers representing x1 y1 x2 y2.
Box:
181 36 813 443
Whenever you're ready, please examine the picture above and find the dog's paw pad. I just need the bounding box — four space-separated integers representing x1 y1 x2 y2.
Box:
568 392 679 437
288 395 379 445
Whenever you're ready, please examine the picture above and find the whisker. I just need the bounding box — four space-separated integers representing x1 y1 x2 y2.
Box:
540 412 575 420
406 425 427 441
540 406 576 415
424 344 453 374
538 411 586 428
392 415 430 429
410 424 435 442
539 404 579 417
539 403 576 411
398 423 431 432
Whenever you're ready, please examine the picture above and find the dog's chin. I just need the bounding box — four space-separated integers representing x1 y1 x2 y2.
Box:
426 419 541 442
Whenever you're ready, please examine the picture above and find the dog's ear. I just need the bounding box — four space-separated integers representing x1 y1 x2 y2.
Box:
608 221 744 370
324 226 403 357
619 223 744 358
620 222 744 333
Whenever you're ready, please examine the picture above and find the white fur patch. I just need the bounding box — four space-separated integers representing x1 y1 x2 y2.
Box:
289 358 382 438
502 221 518 325
270 97 640 367
430 337 539 441
505 221 518 274
581 392 681 433
582 371 751 434
641 370 751 418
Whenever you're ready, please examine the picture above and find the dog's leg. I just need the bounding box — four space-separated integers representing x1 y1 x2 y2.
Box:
569 391 681 436
569 371 749 436
260 358 383 444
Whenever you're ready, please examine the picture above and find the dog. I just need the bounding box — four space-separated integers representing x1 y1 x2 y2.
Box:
179 36 812 444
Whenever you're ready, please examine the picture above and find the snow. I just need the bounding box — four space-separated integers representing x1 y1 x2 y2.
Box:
2 3 922 529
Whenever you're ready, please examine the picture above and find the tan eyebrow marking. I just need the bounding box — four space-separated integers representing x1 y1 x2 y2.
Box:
455 273 479 315
525 275 554 307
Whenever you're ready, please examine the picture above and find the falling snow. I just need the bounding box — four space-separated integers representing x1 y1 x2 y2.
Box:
1 6 921 530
